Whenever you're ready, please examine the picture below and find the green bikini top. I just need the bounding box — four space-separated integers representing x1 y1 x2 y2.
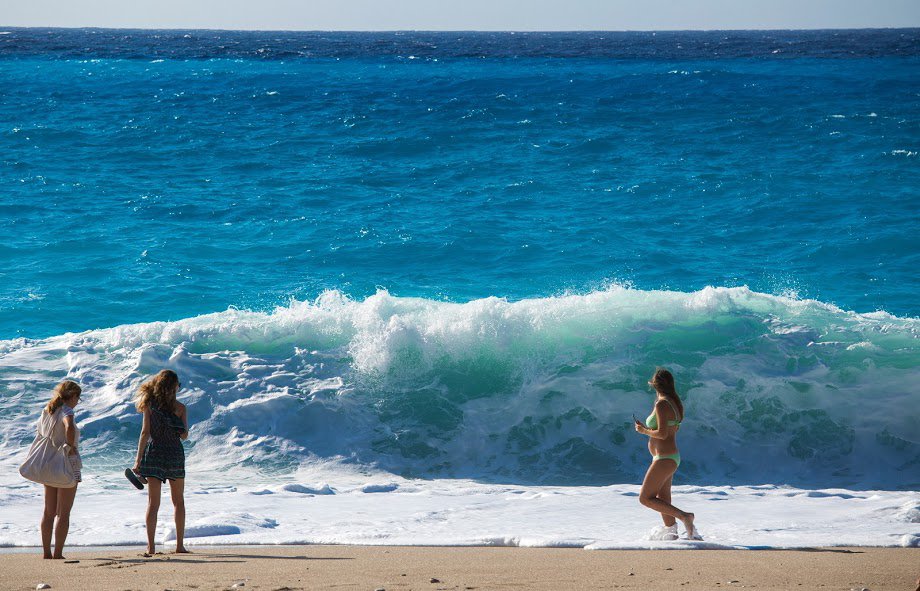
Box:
645 398 682 430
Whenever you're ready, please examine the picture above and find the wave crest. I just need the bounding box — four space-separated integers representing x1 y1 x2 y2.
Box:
0 286 917 489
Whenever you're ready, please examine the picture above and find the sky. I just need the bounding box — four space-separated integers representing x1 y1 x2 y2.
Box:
1 0 919 31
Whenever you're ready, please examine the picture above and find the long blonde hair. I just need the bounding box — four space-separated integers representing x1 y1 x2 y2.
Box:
46 380 82 414
135 369 180 413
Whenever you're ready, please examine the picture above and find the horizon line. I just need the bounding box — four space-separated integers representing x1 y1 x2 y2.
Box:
3 25 919 34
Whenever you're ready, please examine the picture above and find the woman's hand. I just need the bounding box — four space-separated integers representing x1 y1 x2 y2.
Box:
634 420 646 435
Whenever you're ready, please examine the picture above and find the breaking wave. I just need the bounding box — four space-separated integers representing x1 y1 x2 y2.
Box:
1 286 917 489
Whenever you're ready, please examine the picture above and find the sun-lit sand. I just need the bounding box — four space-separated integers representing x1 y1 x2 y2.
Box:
0 545 916 591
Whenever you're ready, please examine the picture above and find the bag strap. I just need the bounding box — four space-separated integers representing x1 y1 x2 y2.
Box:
53 409 74 453
38 408 64 441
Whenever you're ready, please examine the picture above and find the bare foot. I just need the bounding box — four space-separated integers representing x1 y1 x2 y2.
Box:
51 555 65 560
680 512 698 539
174 546 191 554
42 555 53 560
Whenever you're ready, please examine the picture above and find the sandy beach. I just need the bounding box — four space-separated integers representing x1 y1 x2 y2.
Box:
0 546 916 591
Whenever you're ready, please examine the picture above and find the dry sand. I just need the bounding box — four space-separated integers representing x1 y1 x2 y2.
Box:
0 546 916 591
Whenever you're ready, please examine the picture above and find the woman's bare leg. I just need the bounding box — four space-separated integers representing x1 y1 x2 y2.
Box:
639 460 694 535
41 486 58 559
167 478 189 553
52 485 77 559
145 478 162 555
657 473 676 527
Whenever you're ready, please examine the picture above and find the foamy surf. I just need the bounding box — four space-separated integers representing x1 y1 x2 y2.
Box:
0 286 918 548
0 474 917 549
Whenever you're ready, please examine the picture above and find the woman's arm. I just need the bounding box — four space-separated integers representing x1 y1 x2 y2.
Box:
133 409 151 471
635 401 676 440
62 415 77 455
177 402 189 441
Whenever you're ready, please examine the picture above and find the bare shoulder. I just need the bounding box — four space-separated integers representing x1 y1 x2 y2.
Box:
655 399 674 419
175 401 187 414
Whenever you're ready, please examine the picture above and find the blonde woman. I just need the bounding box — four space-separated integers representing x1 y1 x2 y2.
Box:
38 380 83 559
132 369 190 555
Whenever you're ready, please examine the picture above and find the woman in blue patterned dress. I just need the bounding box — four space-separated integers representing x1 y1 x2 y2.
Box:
131 369 190 555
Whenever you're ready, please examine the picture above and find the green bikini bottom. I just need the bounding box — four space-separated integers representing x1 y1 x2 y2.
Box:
652 453 681 468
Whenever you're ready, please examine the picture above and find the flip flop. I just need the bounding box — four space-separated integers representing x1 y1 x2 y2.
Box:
125 468 147 489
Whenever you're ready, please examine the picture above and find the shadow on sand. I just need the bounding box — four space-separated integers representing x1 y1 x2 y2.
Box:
90 552 354 566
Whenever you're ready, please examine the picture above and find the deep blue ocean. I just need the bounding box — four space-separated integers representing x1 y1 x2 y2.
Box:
0 29 918 490
1 29 918 338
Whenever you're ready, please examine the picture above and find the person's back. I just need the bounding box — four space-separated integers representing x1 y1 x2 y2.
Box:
132 370 190 555
40 406 82 480
140 400 186 483
33 380 83 559
40 406 81 462
148 403 182 447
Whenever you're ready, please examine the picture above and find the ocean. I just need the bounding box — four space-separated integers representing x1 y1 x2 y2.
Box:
0 28 918 549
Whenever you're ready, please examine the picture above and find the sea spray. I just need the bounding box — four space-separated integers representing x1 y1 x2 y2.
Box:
1 286 917 491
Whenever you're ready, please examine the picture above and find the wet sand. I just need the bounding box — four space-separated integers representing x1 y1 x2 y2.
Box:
0 545 916 591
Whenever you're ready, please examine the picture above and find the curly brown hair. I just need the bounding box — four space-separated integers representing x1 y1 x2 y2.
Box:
135 369 180 413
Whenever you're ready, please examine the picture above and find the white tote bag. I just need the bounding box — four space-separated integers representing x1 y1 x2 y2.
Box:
19 409 77 488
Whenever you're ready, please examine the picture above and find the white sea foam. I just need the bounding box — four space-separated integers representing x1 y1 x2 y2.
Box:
0 286 917 548
0 471 916 549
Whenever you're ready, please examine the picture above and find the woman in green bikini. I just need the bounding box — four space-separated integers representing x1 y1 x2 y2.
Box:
634 368 698 540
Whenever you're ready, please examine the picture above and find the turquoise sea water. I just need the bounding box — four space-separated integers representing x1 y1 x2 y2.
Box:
0 30 918 489
2 29 918 338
